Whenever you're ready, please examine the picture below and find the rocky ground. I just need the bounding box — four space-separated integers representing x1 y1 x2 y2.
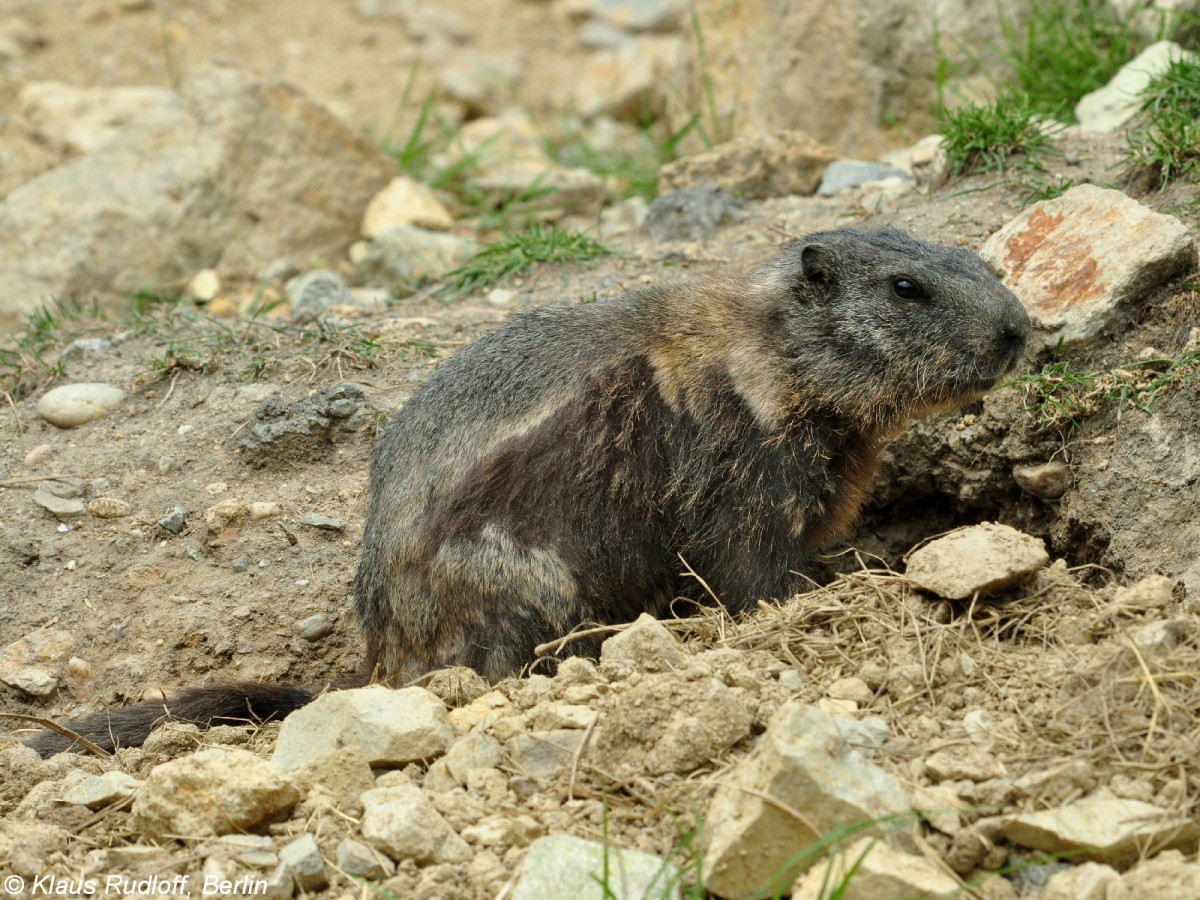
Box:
2 1 1200 899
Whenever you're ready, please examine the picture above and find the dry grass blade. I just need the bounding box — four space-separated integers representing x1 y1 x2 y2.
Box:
0 712 112 759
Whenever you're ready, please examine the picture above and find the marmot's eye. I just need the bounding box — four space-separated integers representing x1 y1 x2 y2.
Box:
891 277 927 301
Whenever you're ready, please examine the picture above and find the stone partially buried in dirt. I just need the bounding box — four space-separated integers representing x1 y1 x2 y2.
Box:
132 748 300 839
980 185 1196 349
702 702 913 899
238 383 367 464
271 685 455 769
905 522 1049 600
362 175 454 235
359 784 472 864
645 185 743 242
512 834 679 900
36 382 126 427
790 837 959 900
658 130 837 200
1001 788 1200 868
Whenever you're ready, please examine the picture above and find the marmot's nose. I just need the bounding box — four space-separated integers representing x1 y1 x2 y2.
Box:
1000 306 1032 345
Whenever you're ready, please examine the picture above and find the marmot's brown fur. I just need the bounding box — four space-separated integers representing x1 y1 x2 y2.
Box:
31 226 1030 755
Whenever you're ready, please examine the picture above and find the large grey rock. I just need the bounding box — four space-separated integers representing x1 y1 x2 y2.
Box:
36 383 126 428
132 748 300 838
352 225 477 288
0 64 396 333
272 685 455 769
1002 789 1200 867
981 185 1196 350
359 784 473 864
702 702 913 900
511 834 679 900
1076 41 1197 133
905 523 1049 600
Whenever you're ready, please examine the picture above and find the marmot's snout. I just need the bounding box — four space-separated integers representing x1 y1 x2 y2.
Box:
994 296 1033 376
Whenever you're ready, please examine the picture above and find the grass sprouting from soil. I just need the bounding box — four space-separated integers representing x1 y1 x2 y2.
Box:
441 224 612 297
1009 342 1200 430
939 92 1054 177
997 0 1148 122
1126 55 1200 188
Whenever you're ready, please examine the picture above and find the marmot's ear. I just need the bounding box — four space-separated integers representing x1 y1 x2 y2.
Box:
801 243 836 288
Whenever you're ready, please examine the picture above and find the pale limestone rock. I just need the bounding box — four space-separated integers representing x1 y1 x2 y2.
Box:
1002 789 1200 867
19 81 175 154
189 268 220 302
1114 574 1175 609
1041 861 1120 900
336 837 395 879
1012 461 1069 500
600 612 686 672
658 130 836 200
1107 851 1200 899
1076 42 1197 133
362 175 454 236
505 730 587 783
981 185 1196 349
511 834 679 900
33 489 86 520
272 685 454 768
905 523 1049 600
924 745 1007 783
571 35 684 121
132 748 300 838
36 383 126 428
0 65 396 332
596 674 752 776
276 743 375 801
703 703 913 899
791 838 959 899
60 771 142 810
359 784 472 864
443 733 503 786
279 833 327 893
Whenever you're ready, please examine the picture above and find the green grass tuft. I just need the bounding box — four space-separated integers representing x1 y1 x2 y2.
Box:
940 92 1054 177
441 224 612 297
1126 55 1200 187
998 0 1147 122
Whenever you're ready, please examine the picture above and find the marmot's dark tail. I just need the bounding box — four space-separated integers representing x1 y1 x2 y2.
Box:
27 682 319 757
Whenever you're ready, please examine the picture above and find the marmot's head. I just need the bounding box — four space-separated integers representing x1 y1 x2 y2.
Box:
755 226 1031 427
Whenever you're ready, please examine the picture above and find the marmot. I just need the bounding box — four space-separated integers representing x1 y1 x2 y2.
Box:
30 226 1030 755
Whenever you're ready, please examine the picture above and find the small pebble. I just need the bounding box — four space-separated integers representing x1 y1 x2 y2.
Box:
88 497 131 519
300 514 344 531
206 481 227 494
68 657 93 681
258 559 270 568
486 288 516 307
232 556 250 571
249 501 281 520
157 506 188 535
24 444 53 467
36 383 127 428
189 268 221 302
294 614 333 642
178 424 194 437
